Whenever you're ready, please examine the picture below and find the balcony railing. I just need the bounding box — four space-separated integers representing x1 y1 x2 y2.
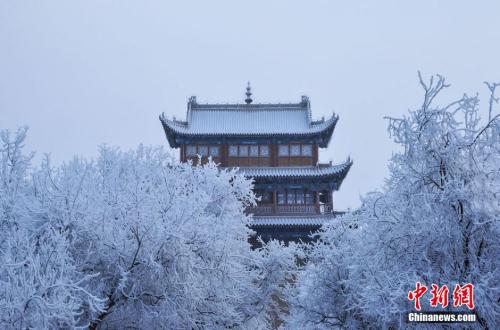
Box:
248 203 334 216
319 203 333 214
250 205 274 215
277 204 316 214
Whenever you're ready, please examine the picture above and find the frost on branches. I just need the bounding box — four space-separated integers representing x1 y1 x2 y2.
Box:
0 131 298 329
286 74 500 329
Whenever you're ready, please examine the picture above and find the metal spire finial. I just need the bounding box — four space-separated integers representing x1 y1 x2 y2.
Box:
245 82 253 104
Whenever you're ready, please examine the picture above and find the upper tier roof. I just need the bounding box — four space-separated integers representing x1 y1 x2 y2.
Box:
160 96 338 147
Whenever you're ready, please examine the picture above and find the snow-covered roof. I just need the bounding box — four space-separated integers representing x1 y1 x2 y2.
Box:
250 214 339 227
238 159 352 179
160 96 338 147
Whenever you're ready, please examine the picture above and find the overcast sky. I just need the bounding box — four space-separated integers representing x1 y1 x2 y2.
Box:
1 1 499 209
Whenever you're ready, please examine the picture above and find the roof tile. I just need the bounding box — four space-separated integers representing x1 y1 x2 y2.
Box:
238 160 352 178
250 214 341 227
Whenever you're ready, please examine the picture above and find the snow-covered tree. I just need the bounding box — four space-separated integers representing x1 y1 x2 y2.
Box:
0 128 105 329
0 131 298 329
286 74 500 329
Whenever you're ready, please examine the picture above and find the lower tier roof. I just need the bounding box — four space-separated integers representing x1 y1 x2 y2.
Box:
250 214 343 227
237 159 352 179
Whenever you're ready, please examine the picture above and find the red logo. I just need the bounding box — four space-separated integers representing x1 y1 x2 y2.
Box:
453 283 475 310
430 284 449 308
408 281 427 311
408 282 474 310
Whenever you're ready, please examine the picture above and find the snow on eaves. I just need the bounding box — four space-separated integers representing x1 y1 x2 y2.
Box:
238 159 352 179
160 103 338 136
250 215 338 227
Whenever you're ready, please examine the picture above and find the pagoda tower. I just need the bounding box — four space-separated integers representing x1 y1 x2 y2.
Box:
160 85 352 241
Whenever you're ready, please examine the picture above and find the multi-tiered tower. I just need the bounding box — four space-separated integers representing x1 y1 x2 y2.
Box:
160 85 352 241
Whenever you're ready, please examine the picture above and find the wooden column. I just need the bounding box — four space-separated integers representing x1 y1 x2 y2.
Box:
271 144 277 167
315 191 320 214
330 190 334 213
312 143 319 165
220 144 227 167
273 190 277 214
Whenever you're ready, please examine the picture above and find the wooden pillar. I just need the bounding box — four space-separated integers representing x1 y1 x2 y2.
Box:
312 143 318 165
315 191 320 214
220 144 227 167
330 190 334 212
271 144 277 167
273 190 277 214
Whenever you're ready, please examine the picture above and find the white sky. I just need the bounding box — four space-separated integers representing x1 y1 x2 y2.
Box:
1 1 499 209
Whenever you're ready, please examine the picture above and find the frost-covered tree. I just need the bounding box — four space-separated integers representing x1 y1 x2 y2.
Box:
0 131 298 329
286 74 500 329
0 128 105 329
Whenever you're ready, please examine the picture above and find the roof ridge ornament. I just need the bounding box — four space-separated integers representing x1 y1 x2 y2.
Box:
245 82 253 104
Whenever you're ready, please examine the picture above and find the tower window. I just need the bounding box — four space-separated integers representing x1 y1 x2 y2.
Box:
278 145 289 156
198 146 208 156
295 190 305 204
256 190 272 203
186 145 196 156
228 144 270 157
305 191 314 204
260 145 269 157
277 191 286 205
229 145 238 156
249 145 259 157
290 145 301 156
302 144 312 156
239 145 249 157
209 146 220 157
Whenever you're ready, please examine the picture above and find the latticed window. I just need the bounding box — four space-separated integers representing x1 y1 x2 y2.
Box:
186 145 196 156
229 145 238 156
263 191 272 202
295 190 305 204
290 145 301 156
249 145 259 157
287 191 295 204
305 191 314 204
277 191 286 205
260 145 269 157
256 190 272 203
302 144 312 156
198 146 208 156
278 144 289 156
239 145 249 157
209 146 220 157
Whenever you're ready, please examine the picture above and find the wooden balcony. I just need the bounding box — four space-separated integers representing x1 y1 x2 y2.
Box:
277 205 316 214
248 203 333 216
250 205 274 215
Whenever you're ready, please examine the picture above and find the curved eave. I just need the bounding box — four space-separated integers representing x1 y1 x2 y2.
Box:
159 114 185 148
159 112 338 148
314 115 338 148
240 159 353 189
249 214 339 228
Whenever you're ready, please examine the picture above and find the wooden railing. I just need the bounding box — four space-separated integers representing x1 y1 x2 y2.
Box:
277 205 316 214
319 203 333 213
248 203 333 216
250 205 274 215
